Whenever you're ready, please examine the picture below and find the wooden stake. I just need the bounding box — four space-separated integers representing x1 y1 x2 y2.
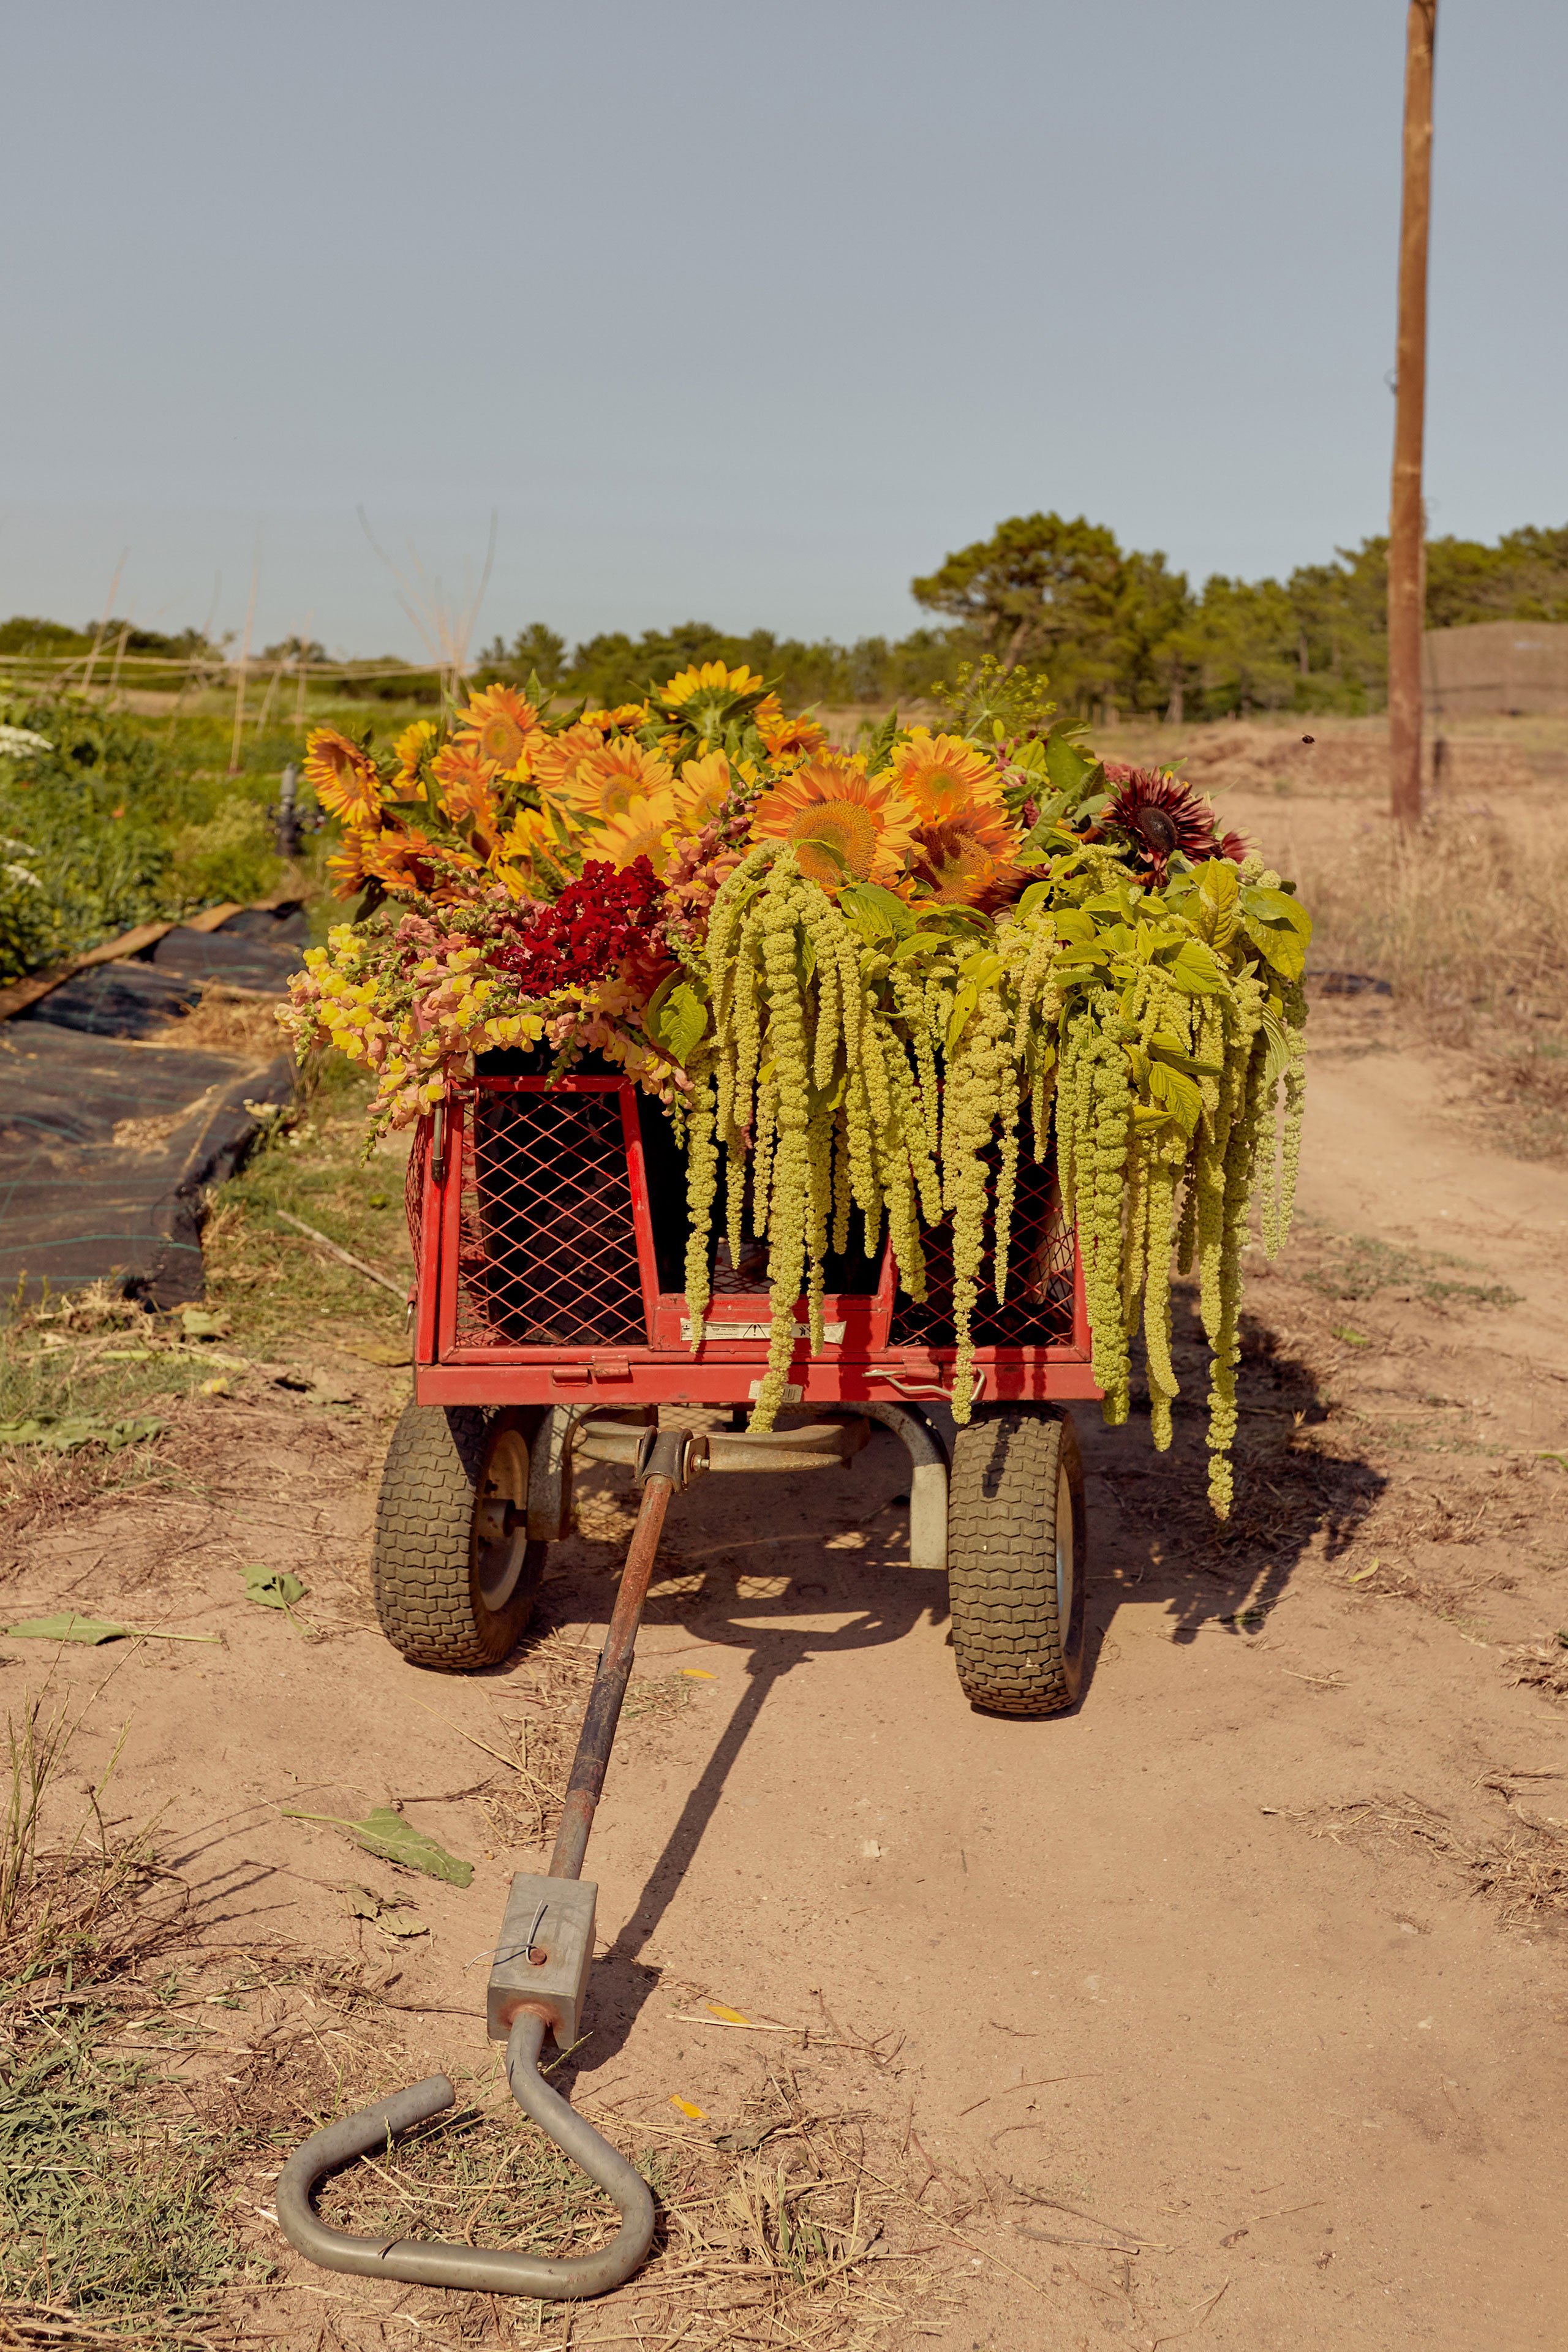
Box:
228 553 260 775
1388 1 1437 828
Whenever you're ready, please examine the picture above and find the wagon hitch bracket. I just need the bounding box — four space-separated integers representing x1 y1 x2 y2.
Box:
276 1430 706 2297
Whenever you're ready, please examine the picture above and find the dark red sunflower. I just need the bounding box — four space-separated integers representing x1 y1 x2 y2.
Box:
1094 765 1242 883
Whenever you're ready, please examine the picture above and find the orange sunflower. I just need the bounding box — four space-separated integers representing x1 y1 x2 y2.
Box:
364 824 450 895
527 722 606 802
304 728 384 827
887 729 1003 825
755 693 827 761
453 683 540 778
905 800 1025 911
431 744 500 843
326 830 376 897
546 736 676 825
750 753 918 888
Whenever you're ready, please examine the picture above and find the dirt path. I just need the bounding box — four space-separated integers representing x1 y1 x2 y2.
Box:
4 1000 1567 2348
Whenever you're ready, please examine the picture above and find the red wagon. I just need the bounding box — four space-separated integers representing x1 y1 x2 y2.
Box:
372 1066 1099 1714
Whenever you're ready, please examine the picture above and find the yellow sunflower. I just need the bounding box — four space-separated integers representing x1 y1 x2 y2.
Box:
750 753 918 888
659 660 768 711
497 807 574 890
546 737 676 824
304 728 384 827
591 791 680 876
581 702 650 732
671 749 732 832
453 683 540 778
392 718 436 772
886 729 1003 825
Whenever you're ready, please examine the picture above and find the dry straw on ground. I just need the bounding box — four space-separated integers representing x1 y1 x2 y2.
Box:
1289 1787 1568 1930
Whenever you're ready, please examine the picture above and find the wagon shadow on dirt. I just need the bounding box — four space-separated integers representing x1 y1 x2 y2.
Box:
504 1281 1384 2071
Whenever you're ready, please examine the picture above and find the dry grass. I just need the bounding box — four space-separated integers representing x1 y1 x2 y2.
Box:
1 1682 267 2347
147 987 288 1064
410 1626 696 1854
1289 801 1568 1153
1289 1786 1568 1930
284 2045 931 2348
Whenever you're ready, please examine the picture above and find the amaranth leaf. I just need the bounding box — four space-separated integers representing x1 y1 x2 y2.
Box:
283 1804 473 1887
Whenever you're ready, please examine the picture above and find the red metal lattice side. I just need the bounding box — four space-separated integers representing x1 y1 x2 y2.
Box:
453 1088 647 1348
889 1141 1076 1350
404 1122 430 1275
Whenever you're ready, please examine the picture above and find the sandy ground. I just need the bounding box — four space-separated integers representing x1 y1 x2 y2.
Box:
5 987 1568 2348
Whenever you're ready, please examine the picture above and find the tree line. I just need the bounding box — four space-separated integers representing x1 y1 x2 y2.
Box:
478 513 1568 720
6 512 1563 723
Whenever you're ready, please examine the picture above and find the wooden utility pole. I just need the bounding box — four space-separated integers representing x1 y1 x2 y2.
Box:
1388 0 1437 826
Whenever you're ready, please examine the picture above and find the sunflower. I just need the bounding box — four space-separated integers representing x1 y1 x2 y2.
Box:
431 744 500 842
658 660 768 712
453 683 540 778
365 824 449 895
581 703 650 732
655 660 772 748
750 753 918 888
754 694 827 761
527 722 607 804
906 800 1026 911
392 718 437 773
304 728 384 827
543 736 676 828
592 792 680 875
887 729 1003 824
671 749 732 832
325 831 376 897
497 808 575 892
1096 766 1225 881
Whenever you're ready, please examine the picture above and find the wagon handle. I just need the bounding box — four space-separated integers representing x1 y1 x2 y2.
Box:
276 1427 707 2297
274 2012 654 2298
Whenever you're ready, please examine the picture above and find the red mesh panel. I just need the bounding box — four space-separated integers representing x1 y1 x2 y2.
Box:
454 1088 647 1348
891 1139 1075 1348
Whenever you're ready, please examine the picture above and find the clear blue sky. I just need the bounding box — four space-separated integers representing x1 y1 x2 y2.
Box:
3 1 1564 661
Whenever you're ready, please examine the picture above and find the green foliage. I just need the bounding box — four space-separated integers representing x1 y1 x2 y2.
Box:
911 513 1568 720
0 695 307 979
280 1804 473 1886
693 835 1308 1510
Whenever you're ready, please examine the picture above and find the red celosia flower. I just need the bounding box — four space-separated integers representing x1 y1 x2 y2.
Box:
1095 765 1242 883
489 859 671 997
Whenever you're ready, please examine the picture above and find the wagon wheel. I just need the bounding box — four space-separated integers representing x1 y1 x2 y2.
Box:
946 1406 1087 1716
372 1404 546 1670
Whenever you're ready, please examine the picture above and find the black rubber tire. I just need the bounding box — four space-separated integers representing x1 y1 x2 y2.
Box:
371 1404 546 1670
946 1405 1087 1716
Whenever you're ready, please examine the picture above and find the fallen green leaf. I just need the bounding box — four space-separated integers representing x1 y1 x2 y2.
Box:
0 1415 164 1454
181 1308 230 1340
242 1564 306 1611
4 1613 217 1646
283 1804 473 1887
1330 1327 1370 1348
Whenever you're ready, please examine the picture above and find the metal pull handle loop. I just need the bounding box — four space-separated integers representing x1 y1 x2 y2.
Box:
274 2013 653 2299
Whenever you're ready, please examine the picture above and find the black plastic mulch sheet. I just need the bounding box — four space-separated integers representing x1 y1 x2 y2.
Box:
0 908 304 1307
